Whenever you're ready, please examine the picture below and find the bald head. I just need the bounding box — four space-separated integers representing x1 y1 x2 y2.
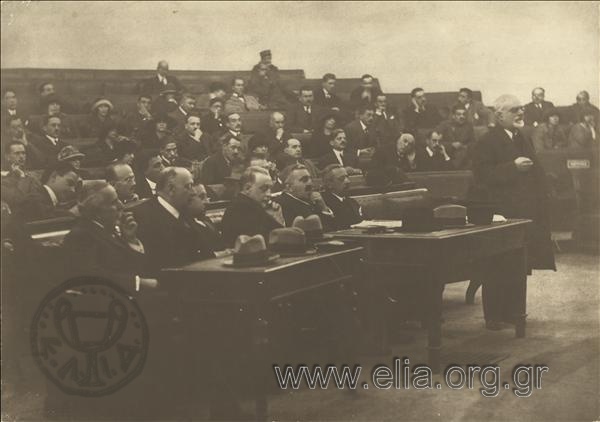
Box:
269 111 285 130
157 60 169 76
531 87 545 103
156 167 195 211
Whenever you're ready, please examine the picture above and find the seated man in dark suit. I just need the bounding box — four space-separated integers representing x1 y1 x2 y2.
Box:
200 134 243 185
274 138 319 179
275 163 334 229
133 167 202 274
403 87 442 133
159 137 179 167
29 115 70 169
106 163 139 204
250 111 292 156
224 77 263 114
201 98 226 140
140 60 184 96
318 129 361 175
31 95 78 139
221 166 284 245
3 116 45 169
365 133 413 186
134 150 164 199
176 112 211 161
18 161 80 221
62 181 157 292
524 87 555 127
124 94 154 139
183 182 228 258
436 104 475 169
248 155 283 192
169 93 197 135
350 74 383 110
344 104 381 151
569 90 600 127
1 88 27 130
286 87 325 133
321 164 363 230
313 73 343 112
420 130 453 171
1 141 43 210
456 87 494 127
372 94 401 144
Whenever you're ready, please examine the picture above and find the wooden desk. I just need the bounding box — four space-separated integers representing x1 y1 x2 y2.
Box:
327 219 531 373
160 247 363 419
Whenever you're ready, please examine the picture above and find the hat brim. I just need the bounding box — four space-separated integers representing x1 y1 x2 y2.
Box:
314 240 347 252
222 252 279 268
270 247 317 257
60 153 85 161
92 100 114 111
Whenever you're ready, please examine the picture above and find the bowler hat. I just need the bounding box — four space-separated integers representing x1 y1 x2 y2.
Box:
224 234 279 267
292 215 323 243
269 227 316 256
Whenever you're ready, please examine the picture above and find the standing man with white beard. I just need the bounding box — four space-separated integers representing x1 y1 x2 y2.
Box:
470 94 555 330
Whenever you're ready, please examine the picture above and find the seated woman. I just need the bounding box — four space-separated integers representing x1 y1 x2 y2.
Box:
531 108 568 151
78 98 119 139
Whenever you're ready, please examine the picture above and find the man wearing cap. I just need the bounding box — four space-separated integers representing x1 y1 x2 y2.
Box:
252 50 280 81
275 163 335 229
30 115 71 169
470 94 555 330
200 134 243 185
248 62 287 109
176 112 211 161
79 98 118 139
321 164 363 230
140 60 184 96
224 77 262 114
221 166 284 245
524 87 555 127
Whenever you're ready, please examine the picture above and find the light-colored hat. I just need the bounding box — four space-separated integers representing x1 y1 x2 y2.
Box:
292 214 323 242
268 227 316 256
91 98 114 112
224 234 279 267
57 145 85 162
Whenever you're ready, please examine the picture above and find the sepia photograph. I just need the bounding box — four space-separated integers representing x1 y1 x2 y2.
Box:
1 1 599 421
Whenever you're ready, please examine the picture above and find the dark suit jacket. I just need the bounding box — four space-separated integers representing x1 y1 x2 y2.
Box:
523 101 555 127
274 192 335 231
18 184 73 221
470 126 555 270
313 88 343 110
133 197 200 274
134 177 155 199
200 152 232 185
365 144 410 186
62 218 146 290
29 134 70 169
318 148 359 169
221 193 283 246
201 112 226 138
349 86 383 109
250 129 292 156
321 191 363 230
286 103 325 133
176 132 211 161
372 110 401 144
139 74 184 96
344 119 381 150
185 215 225 259
402 105 442 132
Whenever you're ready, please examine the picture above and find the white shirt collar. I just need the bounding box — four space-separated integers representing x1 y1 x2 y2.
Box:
323 88 331 98
284 192 311 206
504 129 514 140
425 146 434 157
331 192 344 202
44 185 58 206
178 106 188 116
8 109 16 116
157 195 180 219
146 178 157 194
333 148 344 165
359 120 368 131
45 134 58 145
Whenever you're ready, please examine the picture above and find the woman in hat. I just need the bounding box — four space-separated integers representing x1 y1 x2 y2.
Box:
79 97 119 139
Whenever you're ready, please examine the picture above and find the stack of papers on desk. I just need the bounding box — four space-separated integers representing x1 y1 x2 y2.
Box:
351 220 403 229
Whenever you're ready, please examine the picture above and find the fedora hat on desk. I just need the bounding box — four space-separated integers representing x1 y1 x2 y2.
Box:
433 204 470 228
223 234 279 267
292 215 324 243
398 206 441 232
268 227 317 256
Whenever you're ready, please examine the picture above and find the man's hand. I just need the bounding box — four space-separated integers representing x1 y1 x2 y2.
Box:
275 127 284 140
119 211 139 242
10 163 25 178
358 147 375 156
514 156 534 172
266 200 285 226
193 128 203 141
310 192 333 215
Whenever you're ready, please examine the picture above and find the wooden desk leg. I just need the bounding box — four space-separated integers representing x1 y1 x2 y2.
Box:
514 247 528 338
426 277 445 374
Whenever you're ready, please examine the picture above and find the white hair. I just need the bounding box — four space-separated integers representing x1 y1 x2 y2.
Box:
493 94 521 112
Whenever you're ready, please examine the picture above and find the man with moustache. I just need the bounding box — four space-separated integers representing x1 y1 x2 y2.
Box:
29 115 70 169
275 138 320 179
318 128 361 175
275 163 335 230
176 112 211 161
321 164 363 230
200 134 243 185
106 163 139 204
436 104 476 169
221 166 284 245
1 141 43 210
471 94 555 330
523 87 555 127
